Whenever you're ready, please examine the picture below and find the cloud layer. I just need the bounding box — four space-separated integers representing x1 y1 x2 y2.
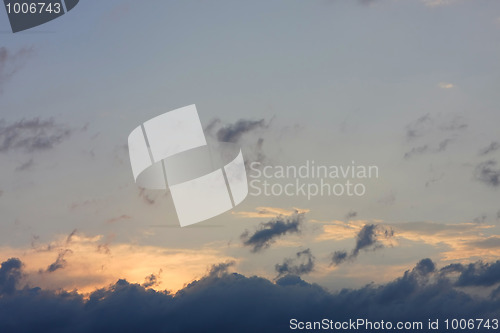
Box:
0 257 499 332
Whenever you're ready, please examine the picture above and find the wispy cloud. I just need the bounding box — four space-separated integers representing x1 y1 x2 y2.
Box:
233 206 309 218
438 82 455 89
0 118 72 154
0 47 33 93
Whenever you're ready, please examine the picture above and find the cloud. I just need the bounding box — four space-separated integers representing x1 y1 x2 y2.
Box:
438 82 455 89
404 145 429 159
0 258 22 295
345 210 357 220
215 119 267 143
331 251 349 265
391 221 499 261
142 269 162 288
15 158 34 172
0 118 72 153
205 117 270 165
406 114 432 140
105 215 131 224
241 212 304 252
0 258 499 332
275 249 315 278
0 47 33 93
46 249 71 273
474 160 500 187
479 142 500 156
403 114 466 159
330 224 394 266
0 231 236 293
233 206 309 218
452 261 500 287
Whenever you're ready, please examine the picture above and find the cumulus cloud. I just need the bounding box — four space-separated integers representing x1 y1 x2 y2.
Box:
0 258 499 332
331 224 394 266
241 212 304 252
275 249 315 278
0 118 72 153
0 47 33 93
0 258 22 295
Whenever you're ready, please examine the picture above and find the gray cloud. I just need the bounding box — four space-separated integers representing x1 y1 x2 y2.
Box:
46 249 72 273
275 249 315 278
479 142 500 156
404 114 466 159
0 258 22 295
331 224 394 266
345 210 357 220
142 270 162 288
241 212 304 252
215 119 267 143
0 47 33 93
474 160 500 187
0 118 72 153
331 250 349 265
0 258 499 332
15 158 34 172
406 114 433 140
404 145 429 159
473 214 487 224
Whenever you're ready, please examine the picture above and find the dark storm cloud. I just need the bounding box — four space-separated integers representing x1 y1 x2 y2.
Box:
1 258 499 333
241 212 304 252
474 160 500 187
275 249 315 278
0 118 72 153
331 224 394 266
0 258 22 295
454 261 500 287
215 119 267 143
480 142 500 156
0 47 33 93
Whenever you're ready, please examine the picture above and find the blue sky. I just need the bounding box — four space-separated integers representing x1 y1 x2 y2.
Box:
0 1 500 330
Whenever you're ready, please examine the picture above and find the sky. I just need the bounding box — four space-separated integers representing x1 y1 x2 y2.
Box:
1 0 500 331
